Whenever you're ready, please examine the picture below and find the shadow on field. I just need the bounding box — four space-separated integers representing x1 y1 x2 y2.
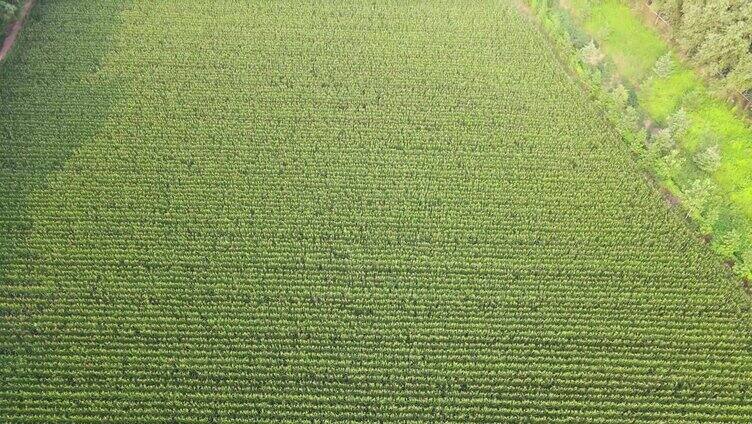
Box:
0 1 131 307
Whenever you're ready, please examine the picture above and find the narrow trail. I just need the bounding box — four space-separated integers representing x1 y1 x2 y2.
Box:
0 0 36 62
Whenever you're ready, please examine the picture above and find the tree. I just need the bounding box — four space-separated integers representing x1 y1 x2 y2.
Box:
675 0 752 95
667 108 690 139
676 1 709 58
683 178 717 216
656 148 684 181
698 205 720 234
580 40 603 67
693 144 721 173
653 53 675 78
610 84 630 108
714 229 742 259
621 105 641 133
665 149 685 178
649 128 674 156
725 54 752 97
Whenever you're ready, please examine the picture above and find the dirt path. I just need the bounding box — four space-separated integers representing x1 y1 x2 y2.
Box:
0 0 36 62
513 0 534 19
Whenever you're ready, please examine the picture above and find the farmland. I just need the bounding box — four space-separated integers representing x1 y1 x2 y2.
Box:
555 0 752 282
1 0 751 422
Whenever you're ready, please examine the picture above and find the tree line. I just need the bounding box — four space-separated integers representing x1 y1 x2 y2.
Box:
644 0 751 99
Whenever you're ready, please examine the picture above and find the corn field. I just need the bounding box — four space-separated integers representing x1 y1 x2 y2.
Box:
0 1 750 422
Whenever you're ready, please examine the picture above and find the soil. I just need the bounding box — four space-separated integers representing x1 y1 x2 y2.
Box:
659 187 680 208
0 0 36 62
513 0 535 19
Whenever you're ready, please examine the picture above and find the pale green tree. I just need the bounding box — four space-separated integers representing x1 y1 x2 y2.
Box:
653 53 675 78
667 108 691 139
693 143 722 173
580 40 603 67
